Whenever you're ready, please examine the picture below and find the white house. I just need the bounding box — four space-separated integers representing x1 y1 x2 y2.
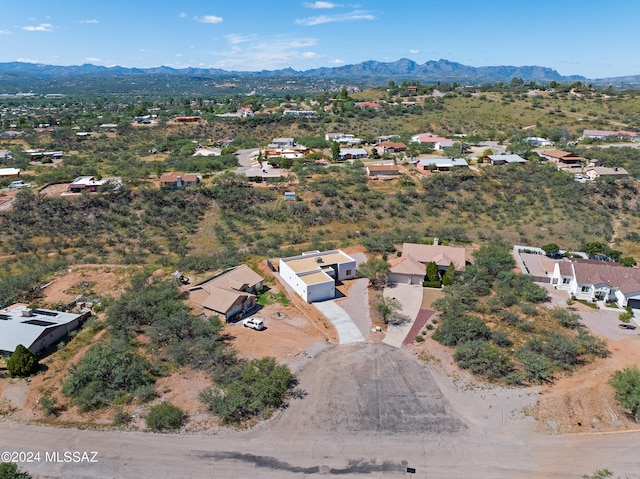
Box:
279 250 357 303
524 137 554 147
417 157 468 171
0 305 88 356
552 259 640 309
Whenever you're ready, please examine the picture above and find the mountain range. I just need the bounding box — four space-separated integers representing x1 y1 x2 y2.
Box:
0 58 637 95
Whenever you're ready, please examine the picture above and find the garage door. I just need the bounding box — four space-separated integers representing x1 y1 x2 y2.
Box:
627 299 640 310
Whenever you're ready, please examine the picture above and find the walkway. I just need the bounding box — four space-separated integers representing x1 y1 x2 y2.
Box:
314 300 365 344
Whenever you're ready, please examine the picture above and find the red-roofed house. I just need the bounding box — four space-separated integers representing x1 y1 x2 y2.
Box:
356 102 381 109
377 141 407 154
410 133 454 150
552 259 640 309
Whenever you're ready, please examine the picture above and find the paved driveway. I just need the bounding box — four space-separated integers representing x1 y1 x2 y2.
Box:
382 283 424 348
314 300 365 344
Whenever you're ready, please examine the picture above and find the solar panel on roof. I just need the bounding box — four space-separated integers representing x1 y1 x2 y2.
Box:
32 309 59 317
21 319 55 327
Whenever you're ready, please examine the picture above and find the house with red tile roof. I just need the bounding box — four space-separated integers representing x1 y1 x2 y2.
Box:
377 141 407 154
356 101 380 109
539 149 586 171
410 133 453 150
388 242 467 285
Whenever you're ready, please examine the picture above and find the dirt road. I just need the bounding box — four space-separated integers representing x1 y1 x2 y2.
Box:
2 343 640 478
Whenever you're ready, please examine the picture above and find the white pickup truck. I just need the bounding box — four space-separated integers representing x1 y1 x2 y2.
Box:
9 180 31 189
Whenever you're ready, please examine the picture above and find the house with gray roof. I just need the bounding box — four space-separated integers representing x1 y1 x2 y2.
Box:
486 154 527 165
417 157 468 172
0 305 88 356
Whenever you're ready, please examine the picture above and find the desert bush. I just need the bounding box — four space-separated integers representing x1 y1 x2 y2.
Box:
146 402 185 431
517 348 552 383
63 339 155 411
454 340 514 380
433 313 491 347
609 366 640 420
552 308 581 329
201 357 294 423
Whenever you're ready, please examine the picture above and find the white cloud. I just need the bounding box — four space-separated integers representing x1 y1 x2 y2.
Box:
409 49 419 54
0 30 11 35
17 57 40 63
22 23 54 32
195 15 223 24
295 10 375 26
303 51 320 58
330 59 345 64
178 12 187 18
176 53 183 57
79 19 99 24
208 35 319 70
86 57 102 63
305 1 339 8
225 34 254 45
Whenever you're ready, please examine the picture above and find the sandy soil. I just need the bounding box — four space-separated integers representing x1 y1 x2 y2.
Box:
39 264 135 306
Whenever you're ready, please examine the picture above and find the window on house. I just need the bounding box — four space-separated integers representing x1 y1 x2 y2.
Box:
581 285 590 293
345 269 352 276
563 278 571 284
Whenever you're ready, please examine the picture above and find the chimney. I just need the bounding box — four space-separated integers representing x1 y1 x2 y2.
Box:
176 175 183 187
433 237 439 246
21 308 33 317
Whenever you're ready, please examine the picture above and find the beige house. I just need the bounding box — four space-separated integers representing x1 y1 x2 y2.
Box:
585 166 629 180
159 172 200 189
366 164 400 179
188 265 264 321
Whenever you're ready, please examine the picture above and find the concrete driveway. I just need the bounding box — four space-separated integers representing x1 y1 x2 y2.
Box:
382 283 424 348
314 300 365 344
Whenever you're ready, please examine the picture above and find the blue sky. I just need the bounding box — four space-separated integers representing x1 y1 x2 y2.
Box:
0 0 638 78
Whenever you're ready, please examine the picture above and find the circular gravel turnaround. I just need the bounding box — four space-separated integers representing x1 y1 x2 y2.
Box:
273 342 466 435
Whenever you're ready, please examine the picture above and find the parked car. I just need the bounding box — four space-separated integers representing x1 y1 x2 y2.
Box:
9 180 31 189
243 317 265 330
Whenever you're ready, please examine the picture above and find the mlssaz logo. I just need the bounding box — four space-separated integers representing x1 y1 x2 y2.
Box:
45 451 99 463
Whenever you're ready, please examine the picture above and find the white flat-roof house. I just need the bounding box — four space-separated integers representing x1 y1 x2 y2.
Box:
0 305 87 356
279 250 357 302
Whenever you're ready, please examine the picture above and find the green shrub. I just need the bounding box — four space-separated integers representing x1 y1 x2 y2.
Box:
518 348 552 383
0 462 32 478
201 357 293 423
415 335 425 343
6 344 39 378
609 366 640 420
619 306 633 323
432 313 491 347
552 308 581 329
145 402 185 431
422 280 441 288
63 339 155 411
454 340 514 380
